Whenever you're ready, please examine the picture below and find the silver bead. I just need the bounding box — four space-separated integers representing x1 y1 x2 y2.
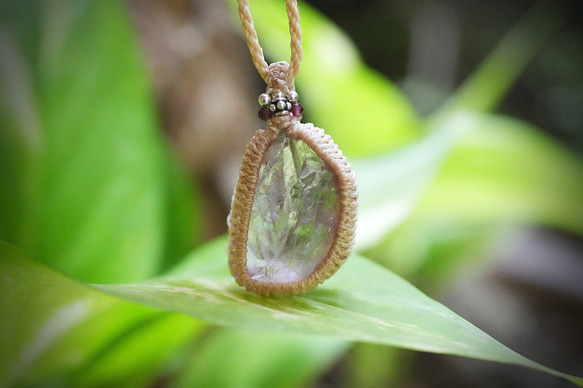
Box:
274 92 285 100
269 104 276 112
288 91 299 102
286 102 292 111
258 93 271 106
276 100 287 110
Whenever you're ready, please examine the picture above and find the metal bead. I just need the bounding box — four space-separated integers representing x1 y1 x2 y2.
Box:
286 102 292 111
274 92 285 100
276 100 286 110
258 93 271 106
269 104 276 112
288 91 299 102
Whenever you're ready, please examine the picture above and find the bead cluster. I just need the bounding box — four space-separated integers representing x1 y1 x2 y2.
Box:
258 91 303 121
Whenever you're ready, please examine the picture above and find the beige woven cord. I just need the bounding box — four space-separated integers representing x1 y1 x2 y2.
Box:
236 0 303 82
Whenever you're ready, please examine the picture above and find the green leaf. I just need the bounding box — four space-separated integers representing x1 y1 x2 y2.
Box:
170 329 348 388
0 240 202 388
353 112 470 249
0 28 42 250
420 114 583 233
36 0 167 283
98 237 583 386
0 240 151 387
367 113 583 283
72 313 204 388
0 0 199 283
158 148 202 272
228 0 422 156
343 344 413 388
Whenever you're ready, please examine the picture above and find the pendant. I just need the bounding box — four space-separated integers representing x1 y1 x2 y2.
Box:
228 63 358 296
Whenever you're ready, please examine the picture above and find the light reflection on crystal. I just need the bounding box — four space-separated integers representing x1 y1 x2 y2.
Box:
247 132 340 283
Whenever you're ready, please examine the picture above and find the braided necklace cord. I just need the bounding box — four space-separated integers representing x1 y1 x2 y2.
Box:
229 0 358 296
236 0 303 82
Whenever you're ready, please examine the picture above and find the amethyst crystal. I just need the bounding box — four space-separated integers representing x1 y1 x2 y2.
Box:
246 132 340 283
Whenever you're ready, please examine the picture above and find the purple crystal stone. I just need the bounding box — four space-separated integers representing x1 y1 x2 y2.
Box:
290 102 303 117
246 133 340 283
258 106 273 121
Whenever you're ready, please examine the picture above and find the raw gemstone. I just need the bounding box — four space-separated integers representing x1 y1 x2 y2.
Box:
247 132 340 283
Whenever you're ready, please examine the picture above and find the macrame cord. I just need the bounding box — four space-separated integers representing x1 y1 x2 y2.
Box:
236 0 303 83
229 0 358 295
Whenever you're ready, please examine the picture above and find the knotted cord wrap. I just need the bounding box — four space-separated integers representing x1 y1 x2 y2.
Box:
236 0 303 83
227 117 358 295
266 61 295 97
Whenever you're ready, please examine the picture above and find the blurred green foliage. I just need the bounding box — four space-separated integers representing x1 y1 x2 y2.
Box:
1 0 583 387
0 0 200 283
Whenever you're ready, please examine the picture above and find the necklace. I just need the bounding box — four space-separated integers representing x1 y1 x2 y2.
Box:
228 0 358 295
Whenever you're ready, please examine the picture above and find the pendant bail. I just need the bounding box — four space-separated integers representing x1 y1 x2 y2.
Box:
266 61 295 96
257 62 303 121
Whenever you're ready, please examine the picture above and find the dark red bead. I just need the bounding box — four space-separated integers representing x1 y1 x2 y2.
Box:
290 102 303 117
258 106 273 121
